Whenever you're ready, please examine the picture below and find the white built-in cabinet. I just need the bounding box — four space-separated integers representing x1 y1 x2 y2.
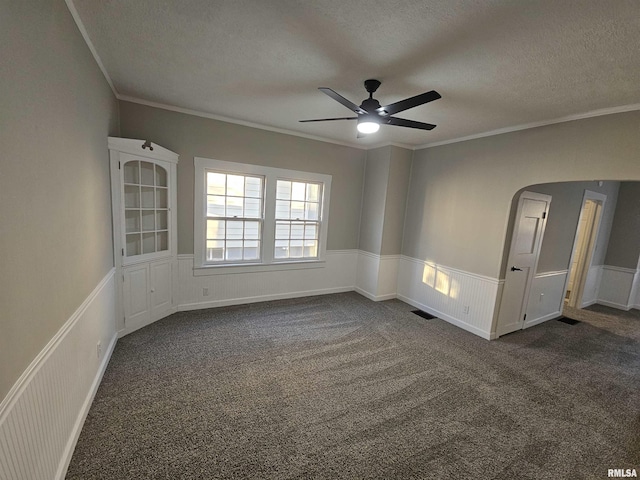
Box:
108 137 179 336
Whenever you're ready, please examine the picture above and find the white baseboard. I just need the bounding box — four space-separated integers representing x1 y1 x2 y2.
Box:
178 286 354 311
354 287 396 302
397 256 500 340
0 269 117 480
524 311 562 329
177 250 359 310
56 332 117 479
397 294 495 340
596 299 633 311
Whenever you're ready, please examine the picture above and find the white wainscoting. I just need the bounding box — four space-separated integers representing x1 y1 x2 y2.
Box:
598 265 638 310
581 264 603 308
177 250 358 310
524 270 568 328
396 256 500 340
355 251 399 301
0 269 117 480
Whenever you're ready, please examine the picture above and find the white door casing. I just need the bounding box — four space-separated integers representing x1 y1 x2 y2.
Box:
497 191 551 336
563 190 607 310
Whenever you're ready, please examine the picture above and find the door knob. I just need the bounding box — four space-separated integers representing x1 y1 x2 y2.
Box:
510 266 523 271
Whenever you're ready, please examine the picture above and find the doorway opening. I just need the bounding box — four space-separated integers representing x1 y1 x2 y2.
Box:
564 191 606 309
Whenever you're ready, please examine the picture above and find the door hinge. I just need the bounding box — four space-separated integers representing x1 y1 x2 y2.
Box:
542 211 546 219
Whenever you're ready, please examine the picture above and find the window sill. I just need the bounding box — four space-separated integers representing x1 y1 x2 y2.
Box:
193 259 326 276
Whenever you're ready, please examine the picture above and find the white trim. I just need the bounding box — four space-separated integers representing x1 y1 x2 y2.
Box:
535 269 569 278
524 311 562 329
601 265 637 275
355 287 396 302
56 332 117 480
0 269 117 480
118 96 367 150
193 157 332 270
416 103 640 149
596 299 633 311
397 294 495 340
65 1 118 97
107 136 179 163
0 268 115 418
399 255 500 285
178 286 354 311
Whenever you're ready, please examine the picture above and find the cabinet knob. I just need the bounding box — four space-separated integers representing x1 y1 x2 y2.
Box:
150 288 155 293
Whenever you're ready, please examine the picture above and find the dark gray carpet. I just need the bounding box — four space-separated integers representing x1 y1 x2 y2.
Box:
66 293 640 479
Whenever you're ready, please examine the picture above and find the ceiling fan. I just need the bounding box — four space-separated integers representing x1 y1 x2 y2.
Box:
300 79 441 136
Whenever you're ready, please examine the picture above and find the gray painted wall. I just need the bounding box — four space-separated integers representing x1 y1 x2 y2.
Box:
527 181 620 273
605 182 640 269
381 146 412 256
0 1 119 400
118 102 366 253
358 146 391 255
403 111 640 278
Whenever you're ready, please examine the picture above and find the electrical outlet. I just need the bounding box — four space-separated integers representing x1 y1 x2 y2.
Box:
96 341 102 359
463 305 470 314
203 288 209 297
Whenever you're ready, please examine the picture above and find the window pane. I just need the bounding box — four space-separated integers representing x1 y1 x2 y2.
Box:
305 202 318 220
291 223 304 239
304 241 318 258
206 240 224 261
243 240 260 260
306 183 319 202
291 201 305 220
207 219 225 239
291 182 305 201
276 180 291 200
245 176 262 198
207 172 226 195
275 222 290 239
226 240 243 261
226 196 243 217
275 200 290 219
304 224 317 239
244 198 261 218
275 239 289 258
207 195 225 216
290 240 303 258
227 175 244 196
245 221 261 240
226 221 243 240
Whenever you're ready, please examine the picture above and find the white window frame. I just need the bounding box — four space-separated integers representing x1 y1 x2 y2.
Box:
194 157 331 275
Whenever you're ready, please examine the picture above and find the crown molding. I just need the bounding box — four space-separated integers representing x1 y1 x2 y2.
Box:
415 103 640 150
65 0 118 97
117 96 368 150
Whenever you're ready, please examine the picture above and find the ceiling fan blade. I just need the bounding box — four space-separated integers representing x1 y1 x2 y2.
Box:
377 90 441 116
386 117 437 130
319 88 368 114
299 117 358 122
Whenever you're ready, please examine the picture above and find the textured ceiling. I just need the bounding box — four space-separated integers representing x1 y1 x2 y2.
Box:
70 0 640 148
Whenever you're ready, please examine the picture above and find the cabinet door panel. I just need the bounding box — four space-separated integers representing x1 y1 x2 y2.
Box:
150 260 172 317
124 264 149 329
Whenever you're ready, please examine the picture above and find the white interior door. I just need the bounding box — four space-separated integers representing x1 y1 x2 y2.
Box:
497 191 551 336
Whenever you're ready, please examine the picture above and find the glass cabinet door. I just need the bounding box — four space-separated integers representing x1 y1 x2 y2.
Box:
123 160 170 258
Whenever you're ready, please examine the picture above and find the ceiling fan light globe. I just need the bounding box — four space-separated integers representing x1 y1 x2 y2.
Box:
357 121 380 134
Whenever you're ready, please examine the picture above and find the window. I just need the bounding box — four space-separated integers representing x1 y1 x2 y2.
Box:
205 172 263 262
194 158 331 272
275 180 321 259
